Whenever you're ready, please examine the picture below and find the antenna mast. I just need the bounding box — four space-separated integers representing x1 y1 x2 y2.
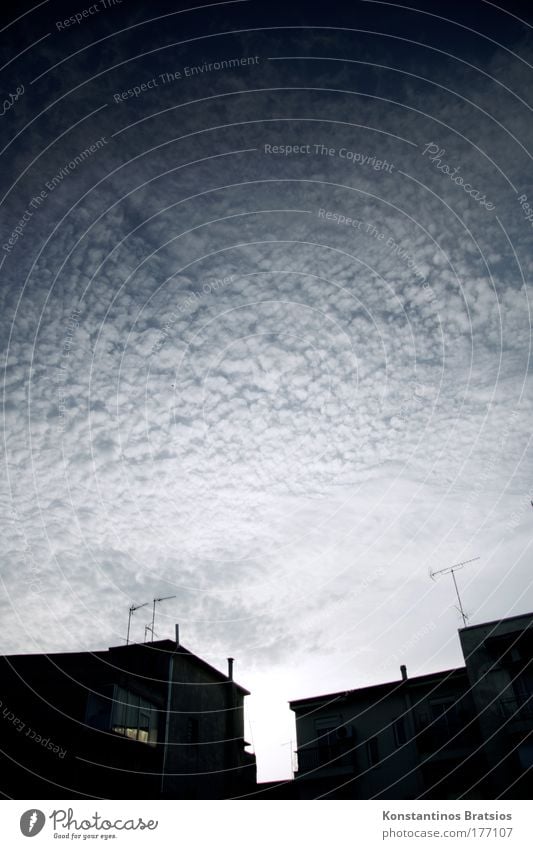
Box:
126 602 149 645
430 556 480 626
150 595 176 642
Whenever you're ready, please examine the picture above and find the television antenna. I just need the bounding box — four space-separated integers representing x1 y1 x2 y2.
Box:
430 556 480 626
150 595 176 640
126 602 149 645
144 623 158 642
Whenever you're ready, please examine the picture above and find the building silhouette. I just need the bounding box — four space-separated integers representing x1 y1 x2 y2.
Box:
0 626 255 799
286 612 533 799
2 611 532 799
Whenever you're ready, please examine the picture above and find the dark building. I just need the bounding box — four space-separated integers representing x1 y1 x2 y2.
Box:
459 612 533 799
284 612 533 799
0 627 255 799
289 667 485 799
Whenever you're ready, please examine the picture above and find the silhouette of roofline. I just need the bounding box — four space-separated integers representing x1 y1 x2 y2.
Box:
289 666 466 708
110 639 251 694
459 611 533 631
0 639 250 694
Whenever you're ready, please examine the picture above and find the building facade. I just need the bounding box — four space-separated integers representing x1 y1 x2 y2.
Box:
290 667 485 799
288 612 533 799
459 612 533 798
0 628 255 799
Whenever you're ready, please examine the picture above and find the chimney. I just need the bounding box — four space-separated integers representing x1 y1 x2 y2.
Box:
175 624 180 646
227 657 234 680
400 664 408 681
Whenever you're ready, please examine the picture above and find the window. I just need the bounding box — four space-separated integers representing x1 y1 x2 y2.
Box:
315 717 337 754
366 735 380 766
394 716 407 746
85 692 111 730
429 698 462 735
312 716 355 766
430 698 454 719
111 687 158 745
513 671 533 705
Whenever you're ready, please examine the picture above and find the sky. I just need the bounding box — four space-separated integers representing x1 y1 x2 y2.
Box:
1 0 533 783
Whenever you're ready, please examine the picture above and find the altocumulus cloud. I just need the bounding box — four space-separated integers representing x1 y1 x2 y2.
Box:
1 0 532 778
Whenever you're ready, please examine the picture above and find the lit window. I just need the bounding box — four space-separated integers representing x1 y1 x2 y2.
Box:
111 687 158 745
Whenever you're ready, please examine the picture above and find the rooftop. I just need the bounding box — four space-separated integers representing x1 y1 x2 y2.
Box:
0 638 250 695
289 666 466 709
459 610 533 632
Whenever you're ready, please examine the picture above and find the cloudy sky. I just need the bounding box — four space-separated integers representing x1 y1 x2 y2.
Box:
1 0 532 781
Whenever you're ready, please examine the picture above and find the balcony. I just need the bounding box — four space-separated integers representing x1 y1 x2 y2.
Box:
296 745 357 775
414 712 478 755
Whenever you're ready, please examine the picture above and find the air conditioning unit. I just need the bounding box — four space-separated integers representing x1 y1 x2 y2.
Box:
334 725 355 741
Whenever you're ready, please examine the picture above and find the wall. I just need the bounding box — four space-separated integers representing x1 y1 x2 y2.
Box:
163 650 254 798
460 613 533 798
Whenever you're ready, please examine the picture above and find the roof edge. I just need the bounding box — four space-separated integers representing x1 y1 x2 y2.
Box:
289 666 466 708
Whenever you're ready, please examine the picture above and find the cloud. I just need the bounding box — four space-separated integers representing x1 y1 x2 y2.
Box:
1 1 532 779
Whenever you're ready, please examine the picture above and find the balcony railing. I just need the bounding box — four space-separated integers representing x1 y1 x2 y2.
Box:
296 745 356 774
413 712 478 753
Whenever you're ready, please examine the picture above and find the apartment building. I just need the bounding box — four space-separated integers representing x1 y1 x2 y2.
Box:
288 612 533 799
0 627 255 799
